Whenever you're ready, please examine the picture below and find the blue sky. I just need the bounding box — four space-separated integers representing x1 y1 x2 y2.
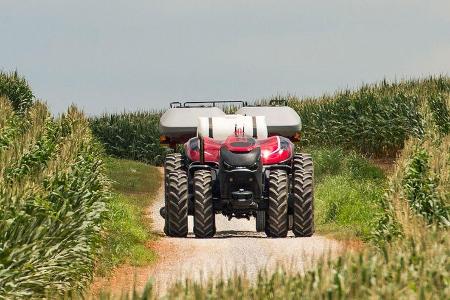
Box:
1 1 449 115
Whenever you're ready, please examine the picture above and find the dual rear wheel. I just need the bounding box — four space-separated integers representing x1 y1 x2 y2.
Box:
164 170 189 237
164 153 188 237
164 157 215 238
266 170 289 237
193 170 216 238
292 153 314 237
265 153 314 238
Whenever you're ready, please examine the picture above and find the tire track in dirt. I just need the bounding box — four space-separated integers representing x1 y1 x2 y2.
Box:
91 168 342 297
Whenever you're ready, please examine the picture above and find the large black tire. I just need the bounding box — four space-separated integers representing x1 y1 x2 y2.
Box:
193 170 216 238
163 153 185 235
266 170 289 238
164 171 189 237
292 153 314 237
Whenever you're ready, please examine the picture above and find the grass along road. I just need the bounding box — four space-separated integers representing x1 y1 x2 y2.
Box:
90 158 162 296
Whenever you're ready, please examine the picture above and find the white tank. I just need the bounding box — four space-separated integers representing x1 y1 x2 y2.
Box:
159 103 302 143
197 115 268 141
236 106 301 137
159 107 225 142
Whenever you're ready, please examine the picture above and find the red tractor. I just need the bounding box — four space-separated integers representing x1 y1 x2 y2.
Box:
159 101 314 238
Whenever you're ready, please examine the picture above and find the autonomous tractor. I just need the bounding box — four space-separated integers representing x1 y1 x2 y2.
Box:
159 100 314 238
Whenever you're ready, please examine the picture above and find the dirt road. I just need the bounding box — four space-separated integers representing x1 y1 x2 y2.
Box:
91 171 342 297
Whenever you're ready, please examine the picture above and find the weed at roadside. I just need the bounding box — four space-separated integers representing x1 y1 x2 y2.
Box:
98 158 162 274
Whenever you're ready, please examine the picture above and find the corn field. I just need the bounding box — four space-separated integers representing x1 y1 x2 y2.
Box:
0 97 109 298
2 70 448 298
287 76 450 157
90 77 450 164
90 111 169 166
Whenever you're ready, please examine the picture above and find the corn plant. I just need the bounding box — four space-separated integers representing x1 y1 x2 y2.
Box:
427 93 450 134
0 71 34 113
0 101 110 298
0 97 22 149
402 147 449 226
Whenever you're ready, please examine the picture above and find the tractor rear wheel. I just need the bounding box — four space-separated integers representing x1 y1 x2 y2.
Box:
193 170 216 238
292 153 314 237
164 170 189 237
163 153 185 235
266 170 289 238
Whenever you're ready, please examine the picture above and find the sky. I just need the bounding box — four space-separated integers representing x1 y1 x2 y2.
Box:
1 0 449 115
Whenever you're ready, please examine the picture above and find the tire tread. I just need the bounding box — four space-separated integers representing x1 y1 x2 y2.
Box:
193 170 216 238
165 170 189 237
266 170 289 238
292 153 314 237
